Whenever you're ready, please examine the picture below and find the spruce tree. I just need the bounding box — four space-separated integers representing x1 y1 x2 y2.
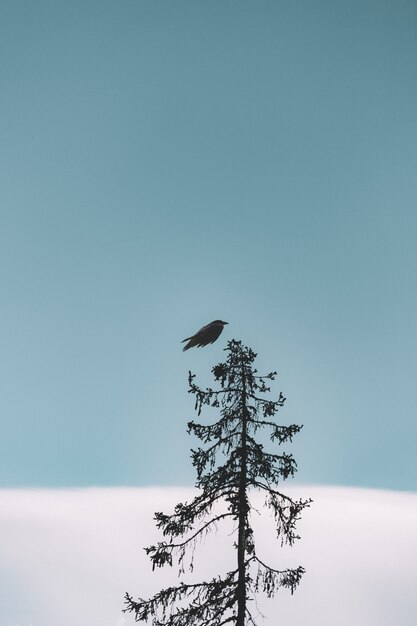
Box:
125 339 311 625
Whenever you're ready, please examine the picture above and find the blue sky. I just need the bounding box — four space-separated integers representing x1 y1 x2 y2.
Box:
0 0 416 490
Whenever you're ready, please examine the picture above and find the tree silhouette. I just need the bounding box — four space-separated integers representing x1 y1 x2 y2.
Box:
125 340 311 625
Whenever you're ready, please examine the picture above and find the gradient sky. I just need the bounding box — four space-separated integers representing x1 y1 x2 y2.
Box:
1 0 416 490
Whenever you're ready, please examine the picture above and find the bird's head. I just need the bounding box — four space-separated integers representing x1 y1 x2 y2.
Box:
212 320 228 326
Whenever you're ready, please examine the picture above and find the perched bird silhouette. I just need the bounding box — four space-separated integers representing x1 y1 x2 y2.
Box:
181 320 228 351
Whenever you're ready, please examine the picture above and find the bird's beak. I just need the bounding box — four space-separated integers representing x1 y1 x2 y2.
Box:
224 322 229 325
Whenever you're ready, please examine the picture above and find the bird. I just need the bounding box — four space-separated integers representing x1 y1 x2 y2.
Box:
181 320 228 351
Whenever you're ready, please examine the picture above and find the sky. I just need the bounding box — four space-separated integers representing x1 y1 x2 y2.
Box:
0 0 417 491
1 486 417 626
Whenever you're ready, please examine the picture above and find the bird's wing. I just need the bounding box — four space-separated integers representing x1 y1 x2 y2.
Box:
205 325 223 345
181 323 211 343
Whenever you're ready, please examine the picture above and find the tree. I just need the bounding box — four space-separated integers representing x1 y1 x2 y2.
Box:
124 340 311 626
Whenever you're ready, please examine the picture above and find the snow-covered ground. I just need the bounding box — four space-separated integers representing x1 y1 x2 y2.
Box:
1 486 416 626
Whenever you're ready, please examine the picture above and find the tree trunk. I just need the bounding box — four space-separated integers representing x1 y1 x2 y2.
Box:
236 356 248 626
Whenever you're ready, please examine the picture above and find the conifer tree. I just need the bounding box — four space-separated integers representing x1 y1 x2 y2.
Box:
125 339 311 625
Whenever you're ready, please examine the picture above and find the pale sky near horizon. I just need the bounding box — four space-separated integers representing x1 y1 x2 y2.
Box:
1 0 416 490
1 486 417 626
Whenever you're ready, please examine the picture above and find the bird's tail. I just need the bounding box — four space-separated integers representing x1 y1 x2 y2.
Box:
181 337 192 351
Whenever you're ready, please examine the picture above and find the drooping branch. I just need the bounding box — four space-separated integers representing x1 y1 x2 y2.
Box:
249 555 305 596
125 569 239 626
147 512 234 571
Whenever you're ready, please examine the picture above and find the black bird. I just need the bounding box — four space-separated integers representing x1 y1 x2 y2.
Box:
181 320 228 351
